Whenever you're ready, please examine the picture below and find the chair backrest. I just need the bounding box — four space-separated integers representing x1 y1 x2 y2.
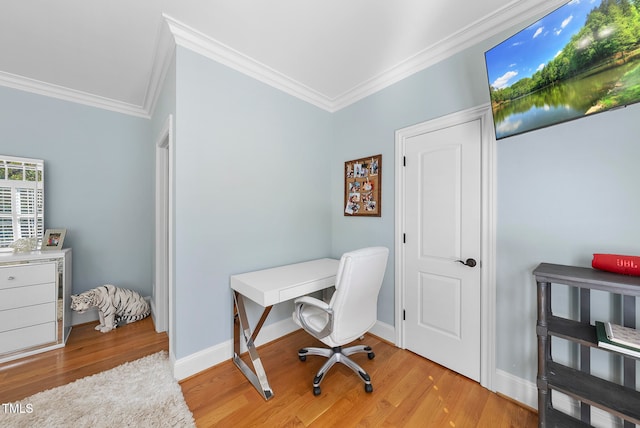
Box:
329 247 389 344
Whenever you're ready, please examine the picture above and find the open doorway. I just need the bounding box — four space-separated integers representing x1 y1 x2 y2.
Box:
153 115 173 339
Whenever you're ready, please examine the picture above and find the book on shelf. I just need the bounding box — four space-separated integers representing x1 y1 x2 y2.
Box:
595 321 640 358
604 321 640 348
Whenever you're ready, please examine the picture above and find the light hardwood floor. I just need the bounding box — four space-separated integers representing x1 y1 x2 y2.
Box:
0 318 538 427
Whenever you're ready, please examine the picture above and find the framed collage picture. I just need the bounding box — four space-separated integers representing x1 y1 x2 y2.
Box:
344 154 381 217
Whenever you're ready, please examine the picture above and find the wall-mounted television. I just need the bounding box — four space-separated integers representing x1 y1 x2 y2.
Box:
484 0 640 140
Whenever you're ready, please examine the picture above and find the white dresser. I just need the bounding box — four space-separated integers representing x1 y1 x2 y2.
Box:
0 249 72 362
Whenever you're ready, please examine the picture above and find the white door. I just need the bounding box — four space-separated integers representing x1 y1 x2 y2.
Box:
403 118 482 381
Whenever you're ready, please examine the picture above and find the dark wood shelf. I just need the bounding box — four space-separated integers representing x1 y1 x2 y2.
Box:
535 263 639 428
543 407 592 428
547 316 597 346
533 263 640 295
547 361 640 424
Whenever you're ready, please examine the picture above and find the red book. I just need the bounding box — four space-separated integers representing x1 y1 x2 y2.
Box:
592 254 640 276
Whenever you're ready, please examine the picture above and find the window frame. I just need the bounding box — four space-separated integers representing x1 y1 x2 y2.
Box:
0 156 44 247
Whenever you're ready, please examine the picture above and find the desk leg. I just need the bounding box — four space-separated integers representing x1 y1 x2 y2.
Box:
233 291 274 400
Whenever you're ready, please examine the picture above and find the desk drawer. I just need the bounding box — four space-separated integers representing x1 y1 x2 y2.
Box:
0 263 56 289
0 302 56 333
279 276 336 303
0 282 56 311
0 322 56 354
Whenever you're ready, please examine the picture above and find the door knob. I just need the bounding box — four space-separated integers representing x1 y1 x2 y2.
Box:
457 258 477 267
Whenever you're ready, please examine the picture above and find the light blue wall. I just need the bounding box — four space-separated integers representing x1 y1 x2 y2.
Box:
3 14 638 385
331 45 493 325
331 26 640 383
0 86 154 297
172 47 333 358
496 104 640 380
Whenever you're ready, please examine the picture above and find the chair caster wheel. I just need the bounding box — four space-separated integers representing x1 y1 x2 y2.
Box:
367 352 375 360
313 386 321 396
298 348 308 361
365 384 373 393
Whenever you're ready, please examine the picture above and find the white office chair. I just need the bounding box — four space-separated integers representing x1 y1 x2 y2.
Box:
292 246 389 395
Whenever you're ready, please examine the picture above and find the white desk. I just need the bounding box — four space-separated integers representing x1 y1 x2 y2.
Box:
230 258 339 400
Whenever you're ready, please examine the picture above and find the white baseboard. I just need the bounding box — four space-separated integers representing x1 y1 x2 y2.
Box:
494 368 538 409
173 319 394 381
369 320 395 343
173 337 231 381
173 317 300 380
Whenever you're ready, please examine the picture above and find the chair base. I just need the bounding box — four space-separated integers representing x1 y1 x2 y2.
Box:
298 344 375 395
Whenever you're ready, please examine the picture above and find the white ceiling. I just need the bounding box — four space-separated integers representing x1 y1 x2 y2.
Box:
0 0 566 117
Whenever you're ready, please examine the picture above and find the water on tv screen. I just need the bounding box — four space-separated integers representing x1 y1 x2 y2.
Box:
485 0 640 139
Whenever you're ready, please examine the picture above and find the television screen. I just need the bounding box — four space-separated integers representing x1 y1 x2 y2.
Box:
484 0 640 140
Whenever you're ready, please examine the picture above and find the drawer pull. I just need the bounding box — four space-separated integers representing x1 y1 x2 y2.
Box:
7 276 15 280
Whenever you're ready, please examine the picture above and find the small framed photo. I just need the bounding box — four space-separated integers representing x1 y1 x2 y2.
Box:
42 229 66 251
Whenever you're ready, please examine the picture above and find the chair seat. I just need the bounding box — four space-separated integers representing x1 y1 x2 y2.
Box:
294 305 329 335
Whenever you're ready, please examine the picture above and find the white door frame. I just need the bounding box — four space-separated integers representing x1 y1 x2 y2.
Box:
394 104 496 390
154 115 174 345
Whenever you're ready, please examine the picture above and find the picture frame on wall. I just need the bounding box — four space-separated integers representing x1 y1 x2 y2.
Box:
42 229 66 251
344 154 381 217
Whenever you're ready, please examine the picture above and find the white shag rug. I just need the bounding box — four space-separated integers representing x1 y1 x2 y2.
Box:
1 351 195 428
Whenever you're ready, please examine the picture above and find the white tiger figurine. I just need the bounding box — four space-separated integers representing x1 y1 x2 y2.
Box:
70 284 150 333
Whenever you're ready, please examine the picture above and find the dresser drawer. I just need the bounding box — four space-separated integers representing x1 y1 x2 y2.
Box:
0 302 56 333
0 282 56 311
0 262 56 289
0 322 56 354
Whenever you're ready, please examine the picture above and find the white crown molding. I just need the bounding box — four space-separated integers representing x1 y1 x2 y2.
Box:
162 14 335 112
0 70 149 118
0 0 567 117
144 17 177 118
0 16 173 119
161 0 566 113
332 0 568 110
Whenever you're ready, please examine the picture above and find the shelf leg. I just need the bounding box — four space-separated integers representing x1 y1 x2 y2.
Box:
580 288 590 425
623 295 635 428
536 280 552 428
